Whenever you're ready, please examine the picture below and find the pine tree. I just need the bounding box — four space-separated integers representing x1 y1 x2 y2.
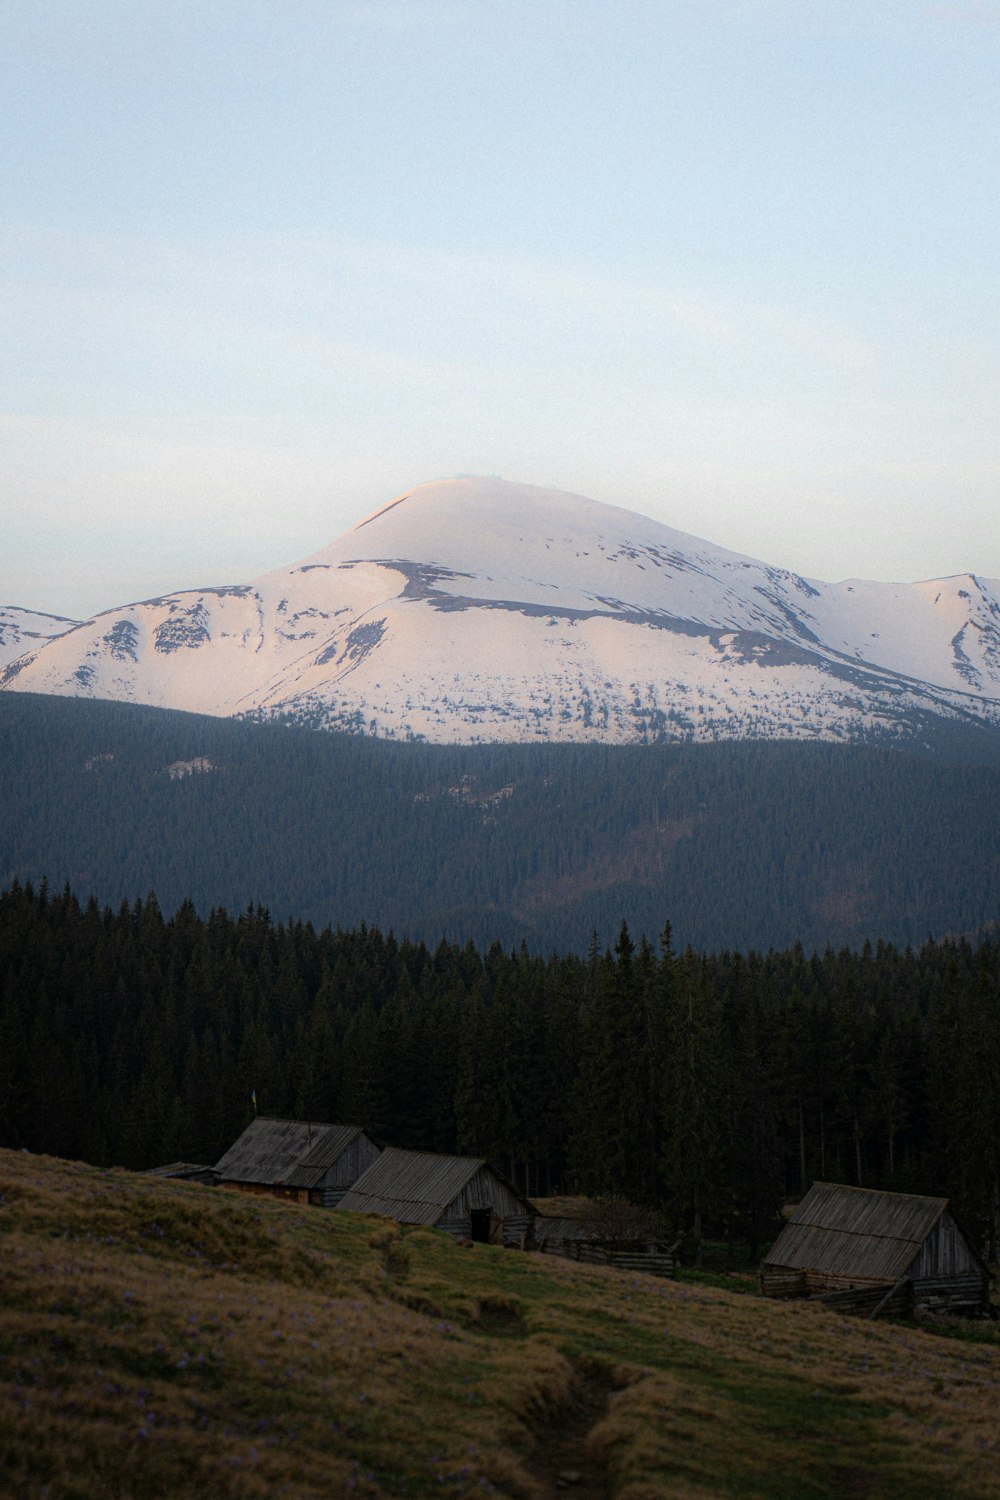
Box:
569 922 649 1201
660 946 725 1262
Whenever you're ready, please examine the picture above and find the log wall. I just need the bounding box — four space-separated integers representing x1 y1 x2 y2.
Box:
911 1274 988 1313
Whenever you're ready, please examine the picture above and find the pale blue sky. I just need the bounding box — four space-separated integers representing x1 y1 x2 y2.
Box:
3 0 999 617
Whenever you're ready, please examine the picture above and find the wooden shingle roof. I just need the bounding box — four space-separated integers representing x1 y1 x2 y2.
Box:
338 1147 497 1224
213 1119 366 1188
763 1182 950 1283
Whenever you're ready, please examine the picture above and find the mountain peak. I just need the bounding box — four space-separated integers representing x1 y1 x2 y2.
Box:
348 475 650 542
3 480 999 747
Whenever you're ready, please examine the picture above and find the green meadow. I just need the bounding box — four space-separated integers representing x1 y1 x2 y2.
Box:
2 1147 998 1499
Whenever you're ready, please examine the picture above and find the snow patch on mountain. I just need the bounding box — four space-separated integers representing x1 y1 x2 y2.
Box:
0 605 81 671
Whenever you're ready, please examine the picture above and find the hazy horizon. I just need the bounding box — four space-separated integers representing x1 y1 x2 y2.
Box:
4 1 999 618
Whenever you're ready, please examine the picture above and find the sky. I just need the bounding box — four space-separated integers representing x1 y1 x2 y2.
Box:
3 0 999 619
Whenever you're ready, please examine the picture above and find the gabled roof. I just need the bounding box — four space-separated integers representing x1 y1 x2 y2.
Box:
338 1147 509 1225
763 1182 952 1283
285 1125 373 1189
213 1118 367 1188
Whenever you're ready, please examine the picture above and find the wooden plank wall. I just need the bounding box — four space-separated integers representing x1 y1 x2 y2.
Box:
220 1180 302 1204
818 1282 914 1318
330 1134 382 1190
540 1240 677 1278
762 1265 893 1297
910 1211 982 1279
575 1244 677 1278
317 1184 350 1208
759 1266 806 1297
911 1275 988 1313
437 1212 534 1247
439 1167 531 1231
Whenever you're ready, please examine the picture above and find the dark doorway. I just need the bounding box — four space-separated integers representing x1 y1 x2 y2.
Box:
470 1209 491 1243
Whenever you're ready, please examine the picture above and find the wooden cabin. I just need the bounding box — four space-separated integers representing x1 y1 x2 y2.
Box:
213 1118 381 1207
336 1146 535 1247
761 1182 989 1316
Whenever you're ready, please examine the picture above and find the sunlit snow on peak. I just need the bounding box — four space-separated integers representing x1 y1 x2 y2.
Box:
3 476 999 747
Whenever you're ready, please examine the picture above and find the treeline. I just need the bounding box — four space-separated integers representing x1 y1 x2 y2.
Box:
4 692 1000 955
2 881 998 1260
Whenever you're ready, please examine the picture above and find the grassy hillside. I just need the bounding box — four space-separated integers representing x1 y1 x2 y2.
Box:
3 692 1000 954
2 1149 999 1498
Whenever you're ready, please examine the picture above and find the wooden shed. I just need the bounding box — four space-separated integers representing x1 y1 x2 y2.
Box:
336 1146 535 1247
213 1118 381 1207
761 1182 989 1316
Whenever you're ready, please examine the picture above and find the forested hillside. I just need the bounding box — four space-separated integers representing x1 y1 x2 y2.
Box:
2 881 999 1262
2 693 1000 955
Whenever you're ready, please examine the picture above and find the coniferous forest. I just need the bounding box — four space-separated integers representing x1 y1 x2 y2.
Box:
3 879 998 1262
4 691 1000 956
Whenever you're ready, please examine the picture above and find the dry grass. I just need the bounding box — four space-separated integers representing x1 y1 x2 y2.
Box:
2 1149 999 1498
530 1196 595 1220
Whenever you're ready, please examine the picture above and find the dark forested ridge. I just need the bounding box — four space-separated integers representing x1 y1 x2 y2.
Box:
2 881 999 1261
2 692 1000 955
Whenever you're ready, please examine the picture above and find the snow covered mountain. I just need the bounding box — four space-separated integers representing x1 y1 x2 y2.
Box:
0 605 81 671
3 477 1000 746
